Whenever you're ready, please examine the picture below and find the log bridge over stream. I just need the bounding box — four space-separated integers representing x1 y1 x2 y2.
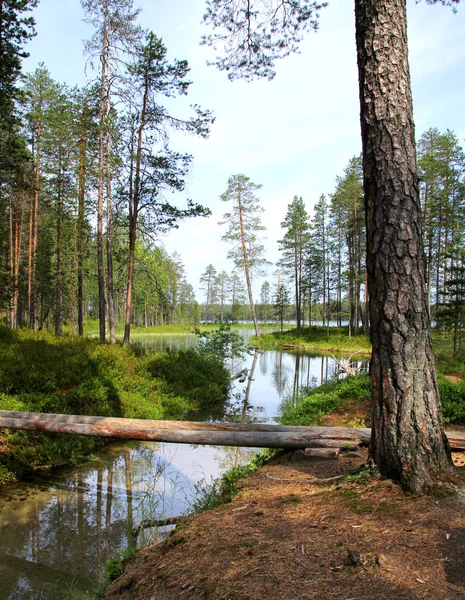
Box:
1 409 465 452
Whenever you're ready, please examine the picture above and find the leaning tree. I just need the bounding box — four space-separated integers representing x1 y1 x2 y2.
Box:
202 0 460 492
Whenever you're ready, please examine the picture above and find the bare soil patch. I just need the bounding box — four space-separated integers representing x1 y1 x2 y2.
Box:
105 448 465 600
444 373 465 384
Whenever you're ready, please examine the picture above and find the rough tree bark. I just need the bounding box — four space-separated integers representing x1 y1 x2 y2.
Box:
355 0 453 492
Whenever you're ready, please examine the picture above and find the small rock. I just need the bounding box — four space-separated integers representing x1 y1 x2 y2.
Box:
253 509 265 516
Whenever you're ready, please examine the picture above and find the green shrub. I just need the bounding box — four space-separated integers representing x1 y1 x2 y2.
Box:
336 373 371 400
437 374 465 424
148 348 230 409
191 450 277 512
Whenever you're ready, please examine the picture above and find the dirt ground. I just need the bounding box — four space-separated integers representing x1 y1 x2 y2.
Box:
105 443 465 600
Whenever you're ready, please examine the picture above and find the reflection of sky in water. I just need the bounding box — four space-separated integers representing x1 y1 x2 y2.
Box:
0 441 256 599
0 332 360 599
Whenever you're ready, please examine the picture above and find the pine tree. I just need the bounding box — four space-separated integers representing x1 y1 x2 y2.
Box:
418 128 465 317
215 271 229 322
23 65 62 329
120 31 212 344
330 156 365 334
437 247 465 353
200 264 217 323
82 0 142 342
274 283 290 332
219 174 269 337
278 196 309 335
0 0 37 183
228 270 247 323
310 194 331 329
260 280 271 324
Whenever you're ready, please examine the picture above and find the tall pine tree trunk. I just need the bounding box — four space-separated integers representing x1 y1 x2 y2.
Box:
355 0 452 492
294 246 300 335
123 213 136 345
29 123 41 329
106 133 116 344
55 158 64 336
124 80 148 345
8 189 23 328
77 113 87 336
238 190 261 337
97 3 110 342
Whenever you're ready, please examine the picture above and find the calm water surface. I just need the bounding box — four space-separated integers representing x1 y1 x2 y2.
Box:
0 332 344 599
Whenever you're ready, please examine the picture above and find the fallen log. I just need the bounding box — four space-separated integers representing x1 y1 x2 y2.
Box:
304 448 341 459
0 416 365 449
445 430 465 451
0 410 463 451
0 410 371 443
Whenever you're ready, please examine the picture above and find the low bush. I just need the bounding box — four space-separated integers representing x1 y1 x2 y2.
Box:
437 374 465 424
190 449 277 513
148 348 231 409
281 370 465 427
0 326 230 482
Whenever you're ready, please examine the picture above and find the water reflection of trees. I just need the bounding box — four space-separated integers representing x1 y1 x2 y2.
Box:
0 339 372 598
271 353 345 402
214 350 261 470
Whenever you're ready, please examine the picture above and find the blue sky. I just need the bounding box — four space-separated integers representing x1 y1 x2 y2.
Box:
23 0 465 298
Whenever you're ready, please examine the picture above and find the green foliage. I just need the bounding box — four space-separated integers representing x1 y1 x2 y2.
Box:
202 0 324 81
437 374 465 424
0 326 230 481
148 347 230 409
219 174 269 274
278 195 310 333
280 373 371 426
280 367 465 426
195 323 248 362
97 546 138 597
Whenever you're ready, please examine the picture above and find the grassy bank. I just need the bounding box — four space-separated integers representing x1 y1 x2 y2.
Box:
250 326 371 354
0 326 230 484
280 371 465 428
280 373 372 427
82 320 278 337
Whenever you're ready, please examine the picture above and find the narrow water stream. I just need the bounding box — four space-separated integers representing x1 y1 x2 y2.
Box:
0 333 344 599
